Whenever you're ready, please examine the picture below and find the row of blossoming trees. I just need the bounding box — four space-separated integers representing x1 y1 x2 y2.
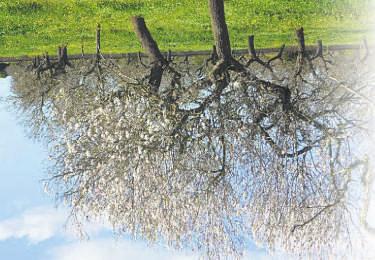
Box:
9 0 374 258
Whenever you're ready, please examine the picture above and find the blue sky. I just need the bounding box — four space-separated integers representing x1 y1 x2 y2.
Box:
0 76 275 260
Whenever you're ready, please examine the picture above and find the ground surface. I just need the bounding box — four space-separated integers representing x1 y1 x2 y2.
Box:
0 0 373 57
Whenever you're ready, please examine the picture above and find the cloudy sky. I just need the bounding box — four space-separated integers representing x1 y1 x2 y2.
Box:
0 76 277 260
1 74 375 259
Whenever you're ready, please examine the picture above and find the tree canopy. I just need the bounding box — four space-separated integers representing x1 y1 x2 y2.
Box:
8 0 374 258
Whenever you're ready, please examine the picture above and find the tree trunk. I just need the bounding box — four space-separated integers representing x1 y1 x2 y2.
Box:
131 16 166 64
295 27 306 76
296 27 306 55
248 35 257 58
96 24 101 56
208 0 232 62
131 16 166 92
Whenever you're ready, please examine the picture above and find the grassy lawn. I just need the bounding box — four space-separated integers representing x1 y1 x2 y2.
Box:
0 0 373 57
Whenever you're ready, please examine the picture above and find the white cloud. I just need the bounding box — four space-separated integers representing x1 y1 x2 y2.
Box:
0 206 197 259
0 205 116 244
48 238 196 260
2 204 374 259
0 206 67 243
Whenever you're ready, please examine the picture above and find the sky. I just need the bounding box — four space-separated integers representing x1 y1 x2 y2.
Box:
0 76 276 260
1 72 375 259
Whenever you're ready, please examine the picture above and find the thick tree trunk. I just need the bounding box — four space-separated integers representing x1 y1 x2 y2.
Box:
131 16 166 64
208 0 232 62
131 16 166 92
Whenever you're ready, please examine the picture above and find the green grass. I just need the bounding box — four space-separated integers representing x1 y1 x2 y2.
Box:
0 0 373 57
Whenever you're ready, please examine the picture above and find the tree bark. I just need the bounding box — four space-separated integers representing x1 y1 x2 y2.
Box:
248 35 257 58
96 24 101 55
208 0 232 62
131 16 166 64
296 27 306 55
295 27 306 76
131 16 166 92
